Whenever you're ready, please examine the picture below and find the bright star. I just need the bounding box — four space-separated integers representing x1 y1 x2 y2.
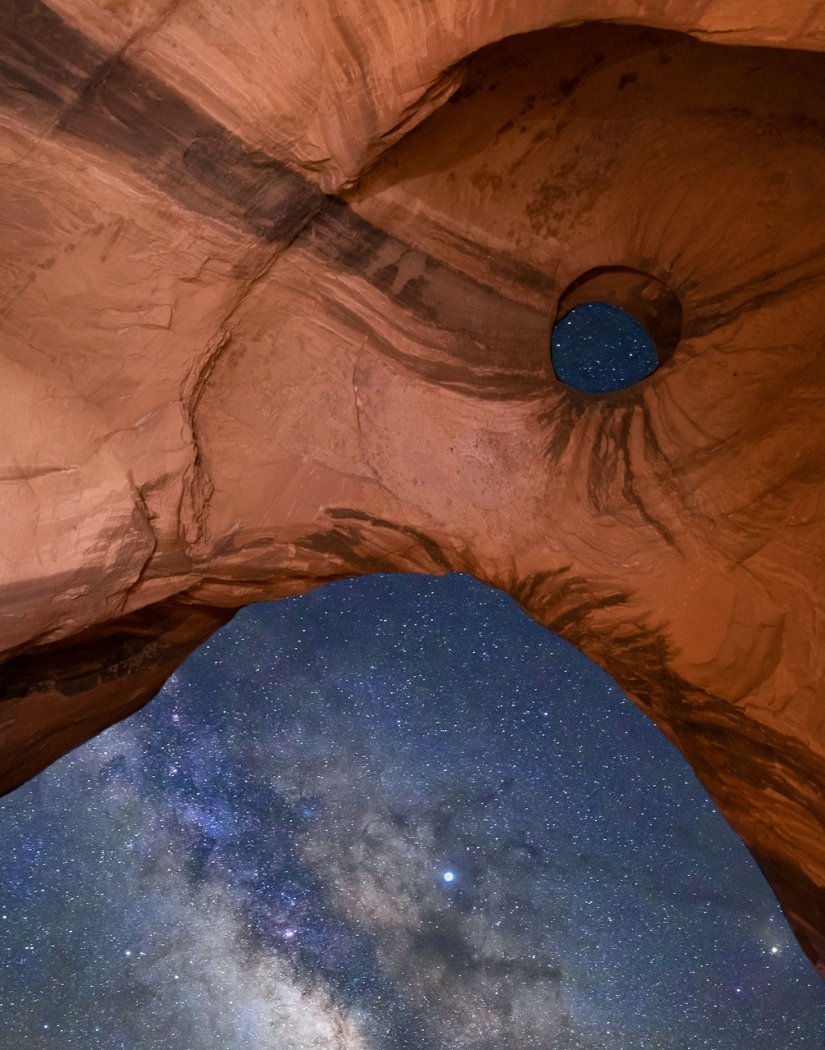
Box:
442 870 455 883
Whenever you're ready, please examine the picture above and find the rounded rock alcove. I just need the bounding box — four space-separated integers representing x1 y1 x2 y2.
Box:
551 267 682 394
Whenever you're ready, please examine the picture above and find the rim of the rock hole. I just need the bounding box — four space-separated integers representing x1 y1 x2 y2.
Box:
550 266 683 394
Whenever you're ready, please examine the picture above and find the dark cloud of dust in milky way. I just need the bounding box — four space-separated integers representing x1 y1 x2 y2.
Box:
1 573 824 1050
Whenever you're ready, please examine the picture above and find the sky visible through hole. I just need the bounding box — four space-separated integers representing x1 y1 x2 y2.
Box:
1 573 823 1049
552 302 660 393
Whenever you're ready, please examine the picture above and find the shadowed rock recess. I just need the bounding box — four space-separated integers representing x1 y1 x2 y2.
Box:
1 0 825 976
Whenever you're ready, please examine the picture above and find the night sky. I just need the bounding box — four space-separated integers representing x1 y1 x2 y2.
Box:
1 572 823 1049
552 303 660 393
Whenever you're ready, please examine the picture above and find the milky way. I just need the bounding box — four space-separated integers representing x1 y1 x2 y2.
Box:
1 574 823 1048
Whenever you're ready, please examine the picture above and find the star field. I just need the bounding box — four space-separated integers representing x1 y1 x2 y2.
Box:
1 573 823 1048
552 302 660 392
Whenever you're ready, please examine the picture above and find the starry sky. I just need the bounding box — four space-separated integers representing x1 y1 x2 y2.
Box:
1 572 823 1049
552 302 660 392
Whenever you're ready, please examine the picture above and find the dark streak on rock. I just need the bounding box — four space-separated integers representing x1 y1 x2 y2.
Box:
306 199 551 381
557 401 678 547
585 409 622 512
685 248 825 338
549 590 630 635
326 508 454 571
296 525 407 576
298 510 455 577
59 59 325 246
513 566 573 608
1 0 552 394
513 567 682 714
539 394 586 461
404 221 554 303
0 0 106 114
1 0 323 246
617 409 678 547
515 569 632 647
323 293 544 401
371 345 545 400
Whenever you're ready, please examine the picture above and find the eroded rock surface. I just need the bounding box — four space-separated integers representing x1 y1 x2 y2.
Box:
2 0 825 975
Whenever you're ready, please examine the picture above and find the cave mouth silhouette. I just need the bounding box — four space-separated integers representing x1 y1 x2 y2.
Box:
551 266 683 394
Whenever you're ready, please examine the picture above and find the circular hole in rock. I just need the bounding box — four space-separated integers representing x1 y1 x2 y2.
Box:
551 266 682 394
551 301 659 394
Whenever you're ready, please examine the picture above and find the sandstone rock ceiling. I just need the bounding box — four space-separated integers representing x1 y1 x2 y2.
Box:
1 0 825 977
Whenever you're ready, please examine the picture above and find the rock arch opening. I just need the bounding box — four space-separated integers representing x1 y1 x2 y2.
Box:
0 573 822 1048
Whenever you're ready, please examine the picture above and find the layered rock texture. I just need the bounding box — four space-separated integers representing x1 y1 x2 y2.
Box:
2 0 825 975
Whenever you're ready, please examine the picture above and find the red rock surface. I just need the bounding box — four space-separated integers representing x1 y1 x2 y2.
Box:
2 0 825 975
